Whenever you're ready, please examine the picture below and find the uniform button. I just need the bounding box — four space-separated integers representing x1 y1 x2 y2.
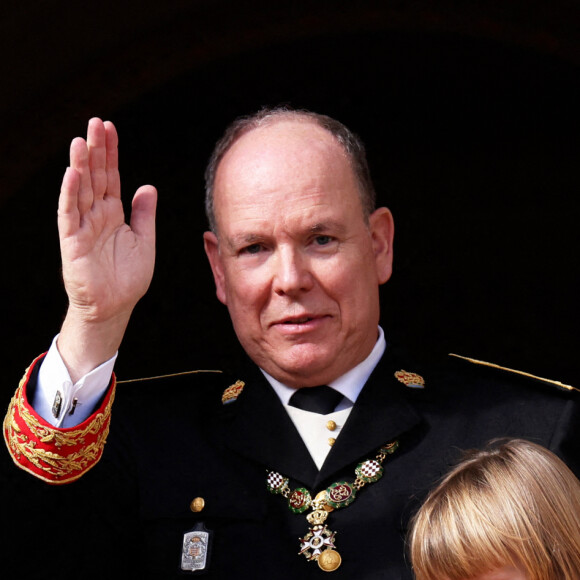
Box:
190 497 205 513
326 420 337 431
328 437 336 446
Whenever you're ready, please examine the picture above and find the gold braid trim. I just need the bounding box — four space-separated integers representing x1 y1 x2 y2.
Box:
3 358 116 484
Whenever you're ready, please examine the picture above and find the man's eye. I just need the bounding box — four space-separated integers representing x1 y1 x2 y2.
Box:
242 244 262 254
315 235 332 246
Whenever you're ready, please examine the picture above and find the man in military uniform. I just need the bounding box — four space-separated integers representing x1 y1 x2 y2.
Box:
3 108 578 579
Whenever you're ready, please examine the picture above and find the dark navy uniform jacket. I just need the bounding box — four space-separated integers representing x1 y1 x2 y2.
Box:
3 345 578 579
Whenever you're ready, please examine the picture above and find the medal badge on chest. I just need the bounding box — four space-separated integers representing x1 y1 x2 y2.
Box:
267 440 399 572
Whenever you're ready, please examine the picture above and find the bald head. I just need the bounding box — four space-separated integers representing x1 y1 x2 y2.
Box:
204 107 377 234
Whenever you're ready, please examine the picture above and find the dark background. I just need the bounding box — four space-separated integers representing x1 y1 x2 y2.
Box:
1 1 579 392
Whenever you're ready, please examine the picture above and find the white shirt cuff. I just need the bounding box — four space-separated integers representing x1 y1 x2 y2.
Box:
34 335 117 428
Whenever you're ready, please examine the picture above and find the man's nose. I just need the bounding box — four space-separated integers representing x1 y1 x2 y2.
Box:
272 247 314 296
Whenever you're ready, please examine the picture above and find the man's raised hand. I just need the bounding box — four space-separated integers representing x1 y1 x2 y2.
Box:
57 118 157 381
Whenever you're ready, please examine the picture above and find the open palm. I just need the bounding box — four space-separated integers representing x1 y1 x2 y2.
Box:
57 118 157 378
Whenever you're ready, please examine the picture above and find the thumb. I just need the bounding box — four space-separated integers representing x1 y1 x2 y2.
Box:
130 185 157 240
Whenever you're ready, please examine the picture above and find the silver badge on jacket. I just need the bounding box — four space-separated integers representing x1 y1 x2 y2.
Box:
181 523 212 572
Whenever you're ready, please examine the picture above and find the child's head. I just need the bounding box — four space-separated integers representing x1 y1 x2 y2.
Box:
409 438 580 580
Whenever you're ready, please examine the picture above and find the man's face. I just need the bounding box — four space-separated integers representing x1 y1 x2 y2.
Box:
204 119 394 388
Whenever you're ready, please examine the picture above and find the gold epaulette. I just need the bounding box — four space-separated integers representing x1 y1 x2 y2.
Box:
449 353 578 393
3 354 117 485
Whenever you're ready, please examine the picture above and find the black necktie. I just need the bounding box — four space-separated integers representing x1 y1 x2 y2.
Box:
288 386 343 414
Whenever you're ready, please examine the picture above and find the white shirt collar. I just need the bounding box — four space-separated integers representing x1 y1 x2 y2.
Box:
262 326 386 407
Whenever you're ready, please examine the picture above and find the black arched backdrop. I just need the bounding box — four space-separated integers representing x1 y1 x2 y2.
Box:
1 2 579 392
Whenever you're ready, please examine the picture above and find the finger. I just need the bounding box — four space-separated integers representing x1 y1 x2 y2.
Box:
87 118 108 200
130 185 157 242
104 121 121 199
69 137 93 216
57 167 81 238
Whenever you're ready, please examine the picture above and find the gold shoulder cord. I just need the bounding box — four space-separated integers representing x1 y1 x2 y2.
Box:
117 369 222 384
449 353 578 393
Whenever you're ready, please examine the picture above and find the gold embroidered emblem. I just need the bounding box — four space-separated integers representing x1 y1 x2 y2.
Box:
394 370 425 388
221 380 245 404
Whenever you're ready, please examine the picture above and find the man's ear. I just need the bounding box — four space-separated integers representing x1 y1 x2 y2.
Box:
203 231 227 305
369 207 395 285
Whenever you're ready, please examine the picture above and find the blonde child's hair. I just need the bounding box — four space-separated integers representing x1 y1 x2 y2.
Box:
409 439 580 580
